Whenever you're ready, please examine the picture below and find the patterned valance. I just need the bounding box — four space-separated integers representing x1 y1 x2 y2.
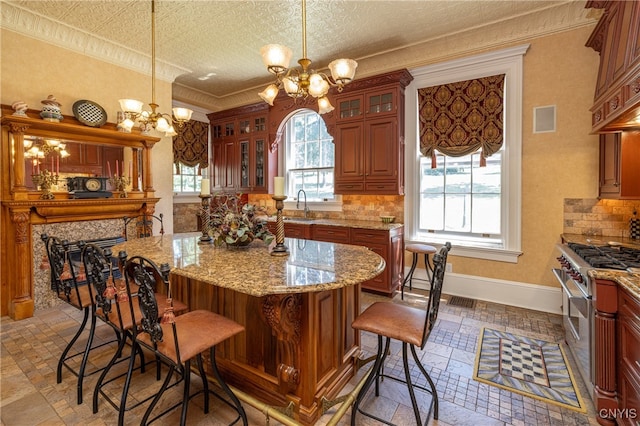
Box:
418 74 505 167
173 119 209 170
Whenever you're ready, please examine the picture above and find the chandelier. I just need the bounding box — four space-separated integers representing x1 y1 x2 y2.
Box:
118 0 192 136
258 0 357 114
24 138 70 160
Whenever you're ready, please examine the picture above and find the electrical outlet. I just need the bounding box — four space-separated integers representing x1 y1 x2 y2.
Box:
446 263 452 272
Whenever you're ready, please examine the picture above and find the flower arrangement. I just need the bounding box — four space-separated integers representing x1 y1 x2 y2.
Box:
207 193 274 247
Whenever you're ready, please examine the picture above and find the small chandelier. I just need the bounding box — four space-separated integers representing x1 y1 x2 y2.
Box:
24 138 70 160
258 0 357 114
118 0 192 136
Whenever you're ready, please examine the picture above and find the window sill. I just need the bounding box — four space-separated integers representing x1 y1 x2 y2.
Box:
408 237 522 263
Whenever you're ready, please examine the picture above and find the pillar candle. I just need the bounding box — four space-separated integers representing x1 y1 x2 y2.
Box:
274 176 285 196
107 161 111 177
51 157 54 173
200 178 210 195
116 160 119 176
56 155 59 175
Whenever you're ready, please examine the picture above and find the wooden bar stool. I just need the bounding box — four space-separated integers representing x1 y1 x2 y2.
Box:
402 243 437 300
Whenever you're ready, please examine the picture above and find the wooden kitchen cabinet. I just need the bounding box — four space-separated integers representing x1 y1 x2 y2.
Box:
59 142 103 175
599 131 640 199
351 227 404 295
208 103 275 194
334 77 408 195
616 287 640 426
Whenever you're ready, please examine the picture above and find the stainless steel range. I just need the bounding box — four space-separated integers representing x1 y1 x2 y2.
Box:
553 241 640 399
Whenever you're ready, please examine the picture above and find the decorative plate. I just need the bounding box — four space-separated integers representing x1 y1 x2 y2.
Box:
72 99 107 127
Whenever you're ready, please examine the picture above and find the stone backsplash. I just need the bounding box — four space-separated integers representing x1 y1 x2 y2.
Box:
173 194 405 232
563 198 640 238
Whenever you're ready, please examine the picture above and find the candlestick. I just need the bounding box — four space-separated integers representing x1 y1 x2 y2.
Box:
274 176 285 197
32 169 58 199
108 175 131 198
270 195 289 256
198 194 213 243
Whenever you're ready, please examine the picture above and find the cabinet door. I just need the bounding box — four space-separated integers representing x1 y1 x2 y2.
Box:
599 133 621 196
239 139 250 190
253 137 267 192
365 88 397 118
336 95 364 122
365 117 398 180
83 144 102 167
619 131 640 198
335 122 364 182
212 140 236 190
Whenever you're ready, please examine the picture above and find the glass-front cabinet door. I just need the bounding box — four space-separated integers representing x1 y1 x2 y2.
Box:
365 88 397 117
238 137 267 192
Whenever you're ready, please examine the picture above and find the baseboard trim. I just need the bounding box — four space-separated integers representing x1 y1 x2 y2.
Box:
404 268 562 315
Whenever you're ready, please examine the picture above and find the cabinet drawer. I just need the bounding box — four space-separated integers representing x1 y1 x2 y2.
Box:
285 223 311 239
335 182 364 193
364 181 398 193
351 228 388 245
312 225 350 243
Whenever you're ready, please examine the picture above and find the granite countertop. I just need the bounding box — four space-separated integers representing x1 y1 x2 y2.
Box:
562 234 640 300
112 232 386 297
269 217 404 231
588 269 640 300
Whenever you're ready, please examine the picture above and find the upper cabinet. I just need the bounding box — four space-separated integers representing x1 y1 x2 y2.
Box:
586 0 640 132
208 103 276 194
334 70 412 195
599 131 640 199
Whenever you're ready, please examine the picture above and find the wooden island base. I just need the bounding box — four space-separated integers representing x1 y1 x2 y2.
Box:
171 275 362 425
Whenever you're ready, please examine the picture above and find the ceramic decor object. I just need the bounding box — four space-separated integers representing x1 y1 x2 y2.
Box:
40 95 63 122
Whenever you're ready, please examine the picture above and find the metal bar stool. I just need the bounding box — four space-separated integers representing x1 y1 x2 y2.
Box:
402 243 437 299
351 242 451 425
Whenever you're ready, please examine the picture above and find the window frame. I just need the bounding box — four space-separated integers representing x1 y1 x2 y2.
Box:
405 44 529 263
279 109 342 211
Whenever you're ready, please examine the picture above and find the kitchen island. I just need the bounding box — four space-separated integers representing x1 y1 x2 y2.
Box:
113 232 385 425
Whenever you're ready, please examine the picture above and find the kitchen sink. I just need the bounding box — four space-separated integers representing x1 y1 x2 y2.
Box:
283 217 315 222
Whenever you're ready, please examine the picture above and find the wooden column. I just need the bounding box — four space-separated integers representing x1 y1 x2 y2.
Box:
9 123 29 197
593 278 618 426
9 207 34 319
132 148 141 191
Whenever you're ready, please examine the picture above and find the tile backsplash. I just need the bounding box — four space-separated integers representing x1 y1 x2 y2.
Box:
563 198 640 238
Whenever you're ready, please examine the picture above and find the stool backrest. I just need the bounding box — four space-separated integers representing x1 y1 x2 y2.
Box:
41 234 89 306
421 242 451 348
123 213 164 240
82 243 117 320
120 253 182 364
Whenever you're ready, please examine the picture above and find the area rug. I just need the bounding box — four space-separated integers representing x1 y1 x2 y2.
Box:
473 327 587 413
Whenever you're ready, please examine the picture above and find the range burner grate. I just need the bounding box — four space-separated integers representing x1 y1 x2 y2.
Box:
568 243 640 269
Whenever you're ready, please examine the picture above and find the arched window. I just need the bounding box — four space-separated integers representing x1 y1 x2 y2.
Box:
282 110 335 201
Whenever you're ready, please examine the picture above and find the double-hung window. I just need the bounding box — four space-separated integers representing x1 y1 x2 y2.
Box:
406 45 528 262
282 110 337 204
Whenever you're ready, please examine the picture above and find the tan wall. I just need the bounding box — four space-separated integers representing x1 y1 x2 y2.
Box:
1 30 176 233
443 26 601 287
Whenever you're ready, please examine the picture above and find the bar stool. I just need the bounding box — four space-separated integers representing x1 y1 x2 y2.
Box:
351 242 451 426
402 243 437 299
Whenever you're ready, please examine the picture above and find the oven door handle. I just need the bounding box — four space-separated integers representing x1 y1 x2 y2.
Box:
558 277 590 318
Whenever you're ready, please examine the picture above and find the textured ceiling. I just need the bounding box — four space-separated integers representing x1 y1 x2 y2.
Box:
4 0 595 108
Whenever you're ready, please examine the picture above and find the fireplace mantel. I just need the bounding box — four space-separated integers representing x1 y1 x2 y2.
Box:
1 104 163 319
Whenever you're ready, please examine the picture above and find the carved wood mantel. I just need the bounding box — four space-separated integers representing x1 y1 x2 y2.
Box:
1 104 162 319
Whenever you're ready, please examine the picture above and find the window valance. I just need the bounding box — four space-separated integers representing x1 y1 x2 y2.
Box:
173 119 209 171
418 74 505 167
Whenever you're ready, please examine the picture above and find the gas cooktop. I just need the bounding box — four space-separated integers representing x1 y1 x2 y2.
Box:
567 243 640 270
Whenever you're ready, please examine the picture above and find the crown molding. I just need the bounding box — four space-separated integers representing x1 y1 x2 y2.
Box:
1 2 190 83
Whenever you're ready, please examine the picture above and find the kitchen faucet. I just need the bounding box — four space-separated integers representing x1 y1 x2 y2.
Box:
296 189 310 218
